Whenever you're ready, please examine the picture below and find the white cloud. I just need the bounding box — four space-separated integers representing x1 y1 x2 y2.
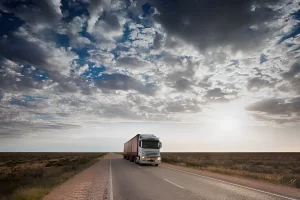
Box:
2 0 300 142
87 0 109 33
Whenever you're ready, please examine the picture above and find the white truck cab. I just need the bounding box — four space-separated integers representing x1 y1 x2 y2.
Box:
136 134 162 166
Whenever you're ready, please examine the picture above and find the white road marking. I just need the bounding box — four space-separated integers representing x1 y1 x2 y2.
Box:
109 154 113 200
164 179 184 189
161 166 298 200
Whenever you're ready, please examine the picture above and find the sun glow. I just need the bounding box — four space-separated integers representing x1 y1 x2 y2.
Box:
206 101 254 137
219 116 241 132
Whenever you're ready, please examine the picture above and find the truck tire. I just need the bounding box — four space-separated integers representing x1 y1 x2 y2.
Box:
155 164 158 166
135 156 139 164
130 156 134 162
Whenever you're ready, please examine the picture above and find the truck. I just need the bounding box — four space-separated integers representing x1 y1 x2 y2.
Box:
123 134 162 166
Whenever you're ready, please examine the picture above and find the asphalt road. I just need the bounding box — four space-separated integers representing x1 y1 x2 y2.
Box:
110 154 298 200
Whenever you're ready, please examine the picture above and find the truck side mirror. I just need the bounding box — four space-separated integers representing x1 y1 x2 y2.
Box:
159 142 162 149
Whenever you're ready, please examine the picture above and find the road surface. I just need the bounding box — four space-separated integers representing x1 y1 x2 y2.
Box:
110 153 299 200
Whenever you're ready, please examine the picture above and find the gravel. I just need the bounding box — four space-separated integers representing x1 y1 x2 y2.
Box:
43 157 109 200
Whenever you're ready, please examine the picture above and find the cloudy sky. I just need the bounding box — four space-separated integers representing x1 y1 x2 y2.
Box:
0 0 300 152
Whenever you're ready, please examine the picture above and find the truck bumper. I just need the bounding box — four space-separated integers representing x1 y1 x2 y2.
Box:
139 159 161 164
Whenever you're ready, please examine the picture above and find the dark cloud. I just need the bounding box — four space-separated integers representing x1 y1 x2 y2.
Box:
165 101 201 113
197 81 211 88
91 7 123 41
205 88 228 102
87 0 109 32
136 97 201 114
0 33 53 69
149 0 281 51
100 12 121 31
204 87 239 103
94 73 157 95
153 32 164 50
247 77 274 91
115 56 150 68
0 27 75 73
165 58 197 91
0 121 80 138
246 97 300 115
50 71 78 93
282 62 300 80
174 78 191 91
0 27 84 93
281 62 300 94
0 62 47 92
0 0 62 27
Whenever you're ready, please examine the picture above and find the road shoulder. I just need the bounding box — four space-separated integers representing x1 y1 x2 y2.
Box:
43 155 110 200
161 163 300 200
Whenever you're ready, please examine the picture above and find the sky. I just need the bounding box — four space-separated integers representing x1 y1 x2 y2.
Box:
0 0 300 152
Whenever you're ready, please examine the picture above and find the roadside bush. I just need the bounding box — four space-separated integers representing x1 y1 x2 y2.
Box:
280 174 297 186
295 178 300 188
162 157 180 164
223 160 234 168
291 168 300 174
186 162 201 168
63 165 78 172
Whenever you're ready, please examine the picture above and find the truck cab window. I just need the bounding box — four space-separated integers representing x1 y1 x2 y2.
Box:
142 141 160 149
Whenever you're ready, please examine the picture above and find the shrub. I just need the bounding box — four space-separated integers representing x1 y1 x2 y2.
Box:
162 157 180 164
10 187 49 200
280 174 297 186
295 178 300 188
291 168 300 174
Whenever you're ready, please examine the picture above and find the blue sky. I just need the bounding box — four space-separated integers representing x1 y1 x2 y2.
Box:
0 0 300 151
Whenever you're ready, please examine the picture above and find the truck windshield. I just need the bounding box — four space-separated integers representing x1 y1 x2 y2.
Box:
142 141 159 149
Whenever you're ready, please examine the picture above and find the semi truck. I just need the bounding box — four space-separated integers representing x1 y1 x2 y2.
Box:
123 134 162 166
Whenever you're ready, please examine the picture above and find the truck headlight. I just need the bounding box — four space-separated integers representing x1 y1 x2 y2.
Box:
157 157 161 161
141 156 145 159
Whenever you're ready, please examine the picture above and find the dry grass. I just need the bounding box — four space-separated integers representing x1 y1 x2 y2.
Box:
161 152 300 188
0 152 106 200
10 188 49 200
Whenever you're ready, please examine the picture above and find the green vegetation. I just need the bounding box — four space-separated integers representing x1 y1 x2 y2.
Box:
161 152 300 188
0 152 106 200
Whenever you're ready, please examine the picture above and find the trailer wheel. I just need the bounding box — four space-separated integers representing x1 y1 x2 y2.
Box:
130 156 134 162
155 164 158 166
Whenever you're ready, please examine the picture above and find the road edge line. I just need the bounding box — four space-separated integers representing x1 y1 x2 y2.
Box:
109 154 113 200
161 166 298 200
164 179 184 189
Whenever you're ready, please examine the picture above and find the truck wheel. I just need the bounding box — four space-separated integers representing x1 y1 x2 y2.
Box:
155 164 158 166
130 156 134 162
135 157 139 164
